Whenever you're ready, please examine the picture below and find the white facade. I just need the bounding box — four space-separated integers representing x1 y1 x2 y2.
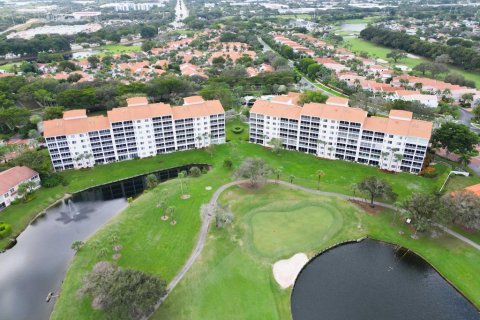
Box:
249 98 431 174
44 98 225 171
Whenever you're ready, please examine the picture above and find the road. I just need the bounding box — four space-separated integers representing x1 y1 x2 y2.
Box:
171 0 189 29
459 108 480 134
257 36 333 95
147 178 479 317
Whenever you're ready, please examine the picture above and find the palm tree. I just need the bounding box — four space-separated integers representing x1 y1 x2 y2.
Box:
381 151 390 166
315 170 325 190
289 174 295 184
196 135 202 147
389 148 399 169
394 153 403 168
273 166 283 183
166 206 176 225
178 171 187 195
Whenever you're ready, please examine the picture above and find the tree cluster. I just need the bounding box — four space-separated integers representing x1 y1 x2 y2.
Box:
360 26 480 71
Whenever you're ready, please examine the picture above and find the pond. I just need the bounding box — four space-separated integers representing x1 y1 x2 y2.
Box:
340 22 367 33
0 164 205 320
291 238 479 320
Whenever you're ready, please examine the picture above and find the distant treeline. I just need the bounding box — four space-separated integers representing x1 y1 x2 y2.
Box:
360 26 480 71
0 34 71 57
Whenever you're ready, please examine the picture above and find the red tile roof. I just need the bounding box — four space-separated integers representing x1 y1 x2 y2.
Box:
0 166 38 195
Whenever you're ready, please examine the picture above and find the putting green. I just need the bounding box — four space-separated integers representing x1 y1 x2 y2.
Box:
248 201 342 259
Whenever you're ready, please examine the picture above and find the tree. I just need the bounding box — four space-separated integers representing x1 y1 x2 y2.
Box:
141 40 155 52
473 105 480 121
413 63 430 76
177 171 187 195
0 107 31 133
461 93 474 107
268 138 283 154
79 261 166 320
87 56 100 69
140 25 157 39
403 193 449 233
315 170 325 190
199 83 237 109
435 54 452 64
357 176 397 207
234 157 270 187
44 106 65 120
12 149 52 175
71 240 84 253
299 91 328 105
166 205 176 224
146 174 158 189
215 203 234 228
443 191 480 231
432 122 479 155
386 49 407 62
189 166 201 177
30 114 42 125
17 180 37 200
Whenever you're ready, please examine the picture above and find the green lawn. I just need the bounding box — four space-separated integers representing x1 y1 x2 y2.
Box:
97 44 142 56
153 185 480 319
46 143 480 319
0 62 18 72
226 117 249 142
3 143 479 251
343 37 480 87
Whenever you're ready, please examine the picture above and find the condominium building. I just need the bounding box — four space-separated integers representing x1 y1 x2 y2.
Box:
44 96 225 171
249 94 432 174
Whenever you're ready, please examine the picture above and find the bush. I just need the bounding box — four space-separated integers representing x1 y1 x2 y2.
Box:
189 166 201 177
79 261 167 320
231 126 244 134
0 222 12 239
223 159 233 169
41 173 66 188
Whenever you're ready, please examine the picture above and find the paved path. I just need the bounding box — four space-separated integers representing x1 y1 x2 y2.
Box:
148 178 480 317
435 224 480 250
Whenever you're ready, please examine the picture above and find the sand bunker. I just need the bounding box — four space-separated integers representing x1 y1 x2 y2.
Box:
273 253 308 289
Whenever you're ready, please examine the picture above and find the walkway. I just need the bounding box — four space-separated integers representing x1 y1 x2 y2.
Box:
148 178 480 318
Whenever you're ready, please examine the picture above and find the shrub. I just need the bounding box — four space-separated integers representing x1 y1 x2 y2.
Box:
41 173 66 188
231 126 244 134
79 261 167 320
421 167 438 178
189 166 201 177
0 222 12 239
223 159 233 169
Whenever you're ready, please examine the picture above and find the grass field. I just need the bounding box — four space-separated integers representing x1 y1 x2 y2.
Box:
44 142 480 319
343 37 480 88
0 62 18 72
3 140 480 251
153 185 480 319
97 44 142 56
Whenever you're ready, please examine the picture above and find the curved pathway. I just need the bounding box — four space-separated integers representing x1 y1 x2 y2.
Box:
149 178 480 318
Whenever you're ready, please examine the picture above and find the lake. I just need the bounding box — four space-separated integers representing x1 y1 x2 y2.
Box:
291 239 479 320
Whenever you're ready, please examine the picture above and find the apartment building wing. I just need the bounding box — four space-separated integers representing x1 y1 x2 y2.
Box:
44 97 225 171
0 166 41 211
249 94 432 174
